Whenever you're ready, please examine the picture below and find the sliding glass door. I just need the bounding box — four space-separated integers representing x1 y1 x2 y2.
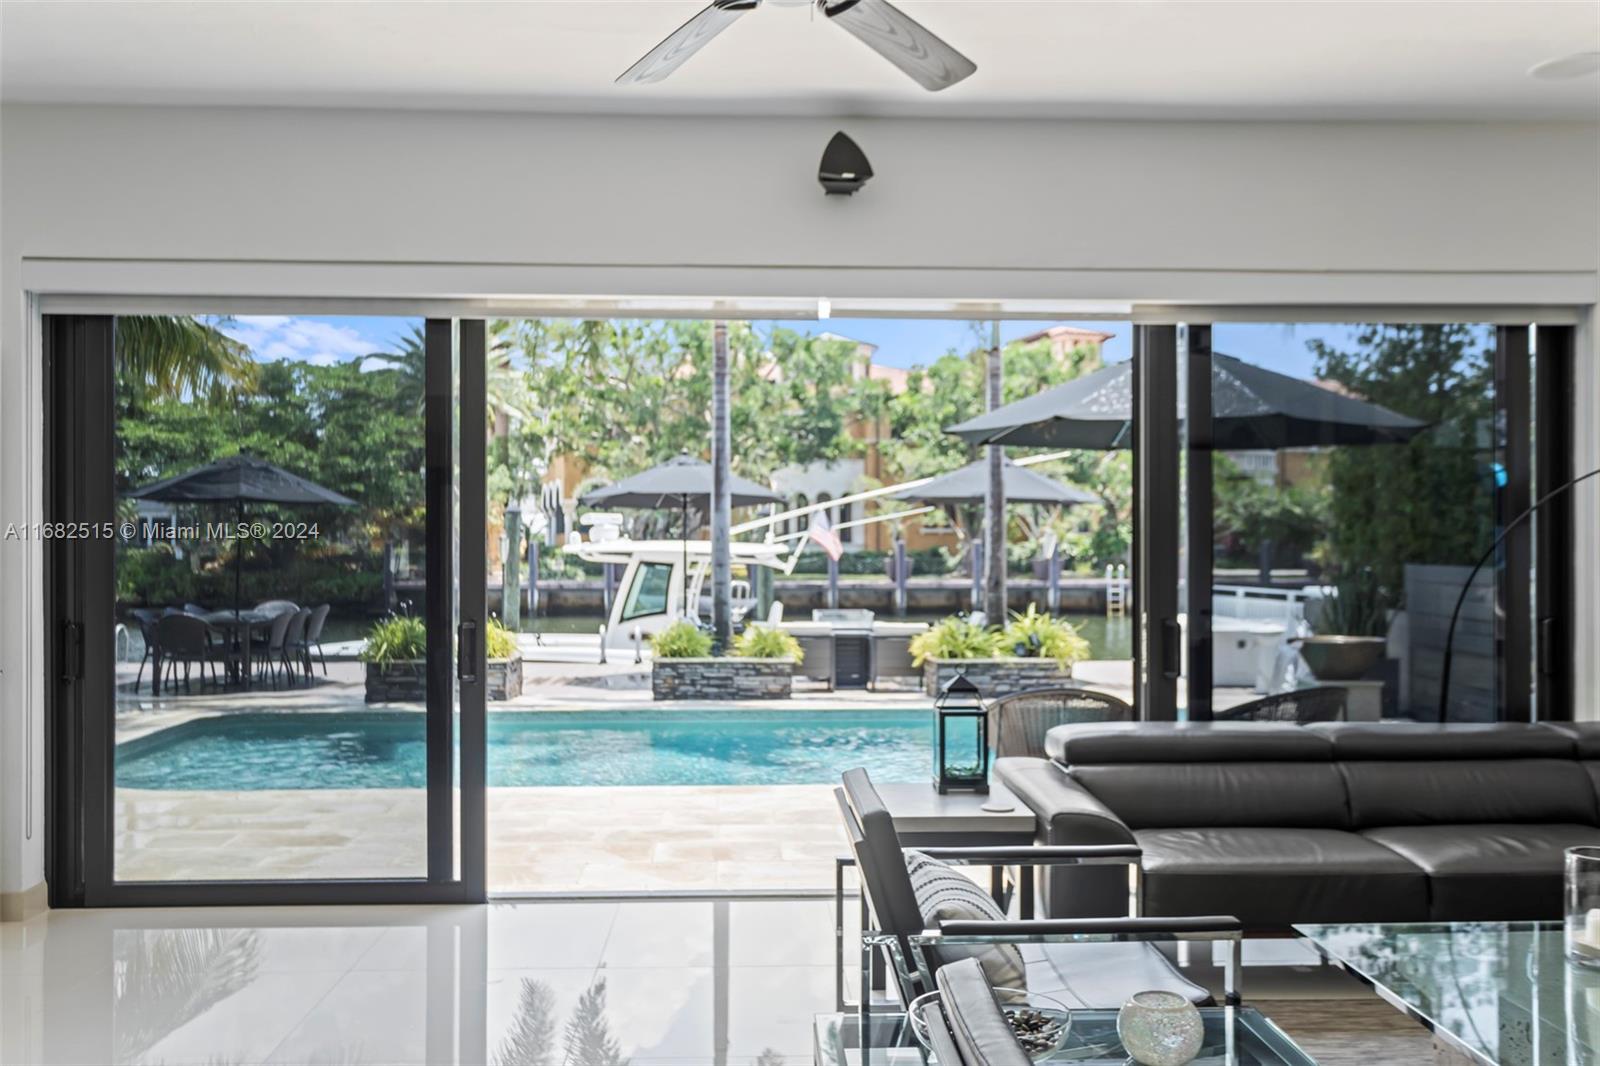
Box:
46 314 486 905
1176 320 1577 723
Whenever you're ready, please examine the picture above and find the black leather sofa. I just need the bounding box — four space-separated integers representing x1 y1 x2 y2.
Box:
996 720 1600 930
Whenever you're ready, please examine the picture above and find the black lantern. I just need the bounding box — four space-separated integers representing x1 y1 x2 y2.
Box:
934 673 989 794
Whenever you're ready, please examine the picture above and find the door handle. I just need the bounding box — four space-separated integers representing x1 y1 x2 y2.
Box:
61 621 84 682
457 620 479 683
1160 618 1182 680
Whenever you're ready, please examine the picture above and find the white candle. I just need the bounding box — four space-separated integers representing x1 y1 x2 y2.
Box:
1584 908 1600 948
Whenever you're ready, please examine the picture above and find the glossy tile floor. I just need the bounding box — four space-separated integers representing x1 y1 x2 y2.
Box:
1 899 852 1065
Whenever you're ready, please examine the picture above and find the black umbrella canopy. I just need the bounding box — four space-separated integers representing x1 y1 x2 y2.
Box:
891 458 1097 507
127 453 356 507
946 353 1429 451
579 454 784 510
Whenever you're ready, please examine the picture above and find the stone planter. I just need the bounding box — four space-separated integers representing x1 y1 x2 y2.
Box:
652 657 794 700
488 655 523 701
366 657 522 702
922 657 1073 699
365 659 426 703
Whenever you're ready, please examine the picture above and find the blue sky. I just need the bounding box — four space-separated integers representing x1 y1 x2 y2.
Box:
218 314 1368 381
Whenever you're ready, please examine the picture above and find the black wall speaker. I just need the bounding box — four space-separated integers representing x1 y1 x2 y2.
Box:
819 132 873 196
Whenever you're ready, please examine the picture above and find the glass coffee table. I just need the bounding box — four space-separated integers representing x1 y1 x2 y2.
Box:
1296 921 1600 1065
814 1006 1314 1064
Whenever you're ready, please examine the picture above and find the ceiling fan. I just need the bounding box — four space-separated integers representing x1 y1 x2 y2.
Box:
617 0 976 92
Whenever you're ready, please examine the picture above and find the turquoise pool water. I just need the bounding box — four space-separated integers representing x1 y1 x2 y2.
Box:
115 710 933 790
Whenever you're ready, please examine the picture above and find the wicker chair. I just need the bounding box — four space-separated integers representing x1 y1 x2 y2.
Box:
1213 686 1348 724
987 686 1135 759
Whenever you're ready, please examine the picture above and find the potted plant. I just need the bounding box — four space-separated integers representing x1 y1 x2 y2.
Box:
1297 569 1389 681
649 621 795 700
911 609 1089 699
486 617 523 701
361 613 426 703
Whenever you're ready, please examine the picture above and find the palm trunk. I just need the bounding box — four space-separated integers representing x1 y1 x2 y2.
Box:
710 320 733 651
985 322 1007 620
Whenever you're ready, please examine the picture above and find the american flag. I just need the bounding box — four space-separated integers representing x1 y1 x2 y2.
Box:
807 510 844 562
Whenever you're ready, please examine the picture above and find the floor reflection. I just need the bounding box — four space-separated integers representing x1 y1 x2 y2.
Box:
1 899 847 1065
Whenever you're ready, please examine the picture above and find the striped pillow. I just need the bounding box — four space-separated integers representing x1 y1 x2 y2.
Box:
904 849 1026 990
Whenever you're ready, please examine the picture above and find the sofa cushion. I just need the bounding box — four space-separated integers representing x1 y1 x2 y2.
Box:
1361 824 1600 921
1047 721 1332 765
1133 827 1429 928
1313 721 1577 759
1071 763 1351 830
1339 759 1598 827
904 850 1026 989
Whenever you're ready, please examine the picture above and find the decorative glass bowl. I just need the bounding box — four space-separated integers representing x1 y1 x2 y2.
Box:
1116 989 1205 1066
908 987 1072 1060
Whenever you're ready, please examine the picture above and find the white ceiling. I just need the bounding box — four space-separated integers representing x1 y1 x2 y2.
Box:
2 0 1597 121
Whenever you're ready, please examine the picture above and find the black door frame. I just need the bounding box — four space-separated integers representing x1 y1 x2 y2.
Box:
44 314 488 906
1534 325 1576 721
1132 324 1182 720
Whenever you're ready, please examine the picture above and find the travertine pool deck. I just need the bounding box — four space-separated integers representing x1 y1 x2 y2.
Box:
117 784 849 892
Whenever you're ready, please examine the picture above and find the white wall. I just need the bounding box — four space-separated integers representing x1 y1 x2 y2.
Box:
2 104 1597 896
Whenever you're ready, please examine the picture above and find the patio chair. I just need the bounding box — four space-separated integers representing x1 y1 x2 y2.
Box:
300 604 332 676
130 607 162 693
987 688 1135 759
835 767 1240 1016
1213 686 1347 724
154 613 220 694
281 607 314 686
257 608 295 687
920 958 1031 1066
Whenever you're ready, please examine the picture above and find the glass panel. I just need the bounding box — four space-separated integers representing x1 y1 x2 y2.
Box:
1200 323 1499 722
481 316 1137 893
112 313 430 881
621 562 672 621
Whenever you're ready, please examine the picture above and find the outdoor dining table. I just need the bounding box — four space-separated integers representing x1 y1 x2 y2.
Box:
199 608 278 690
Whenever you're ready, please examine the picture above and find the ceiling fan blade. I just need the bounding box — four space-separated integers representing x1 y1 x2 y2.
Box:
617 0 760 85
822 0 975 91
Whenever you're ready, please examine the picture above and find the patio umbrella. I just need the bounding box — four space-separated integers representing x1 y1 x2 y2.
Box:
127 453 356 617
579 454 784 617
945 352 1429 450
889 457 1097 508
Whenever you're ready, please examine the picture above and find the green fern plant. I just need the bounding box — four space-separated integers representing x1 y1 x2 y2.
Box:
909 616 1003 667
732 625 804 663
649 621 713 659
999 604 1090 670
360 615 426 663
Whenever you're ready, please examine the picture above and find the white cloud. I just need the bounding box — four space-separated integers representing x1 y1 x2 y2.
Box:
220 316 382 366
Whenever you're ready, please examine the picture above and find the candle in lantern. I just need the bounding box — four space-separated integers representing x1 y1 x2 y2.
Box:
1585 909 1600 951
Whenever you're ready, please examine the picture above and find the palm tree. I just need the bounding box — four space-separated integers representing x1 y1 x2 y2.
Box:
114 315 257 401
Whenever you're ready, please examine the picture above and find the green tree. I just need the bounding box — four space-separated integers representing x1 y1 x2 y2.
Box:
1307 324 1494 598
115 315 257 402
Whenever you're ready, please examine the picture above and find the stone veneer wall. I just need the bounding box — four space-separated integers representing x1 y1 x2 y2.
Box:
923 658 1074 699
653 657 794 700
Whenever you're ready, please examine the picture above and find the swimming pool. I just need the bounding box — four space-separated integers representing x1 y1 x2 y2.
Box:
115 709 934 790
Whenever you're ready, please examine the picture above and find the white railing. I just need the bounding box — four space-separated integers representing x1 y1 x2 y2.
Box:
1212 583 1329 624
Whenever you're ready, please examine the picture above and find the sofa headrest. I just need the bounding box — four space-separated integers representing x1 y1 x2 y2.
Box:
1046 721 1332 764
1537 722 1600 758
1308 721 1577 759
